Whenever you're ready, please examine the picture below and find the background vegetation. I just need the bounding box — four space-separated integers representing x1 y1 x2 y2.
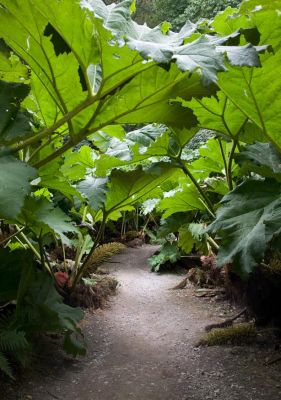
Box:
135 0 241 28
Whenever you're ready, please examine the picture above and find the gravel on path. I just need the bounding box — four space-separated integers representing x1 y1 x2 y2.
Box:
6 245 281 400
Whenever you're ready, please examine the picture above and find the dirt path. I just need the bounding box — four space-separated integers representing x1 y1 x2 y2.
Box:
7 245 281 400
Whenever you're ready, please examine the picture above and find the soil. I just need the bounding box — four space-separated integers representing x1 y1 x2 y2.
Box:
3 245 281 400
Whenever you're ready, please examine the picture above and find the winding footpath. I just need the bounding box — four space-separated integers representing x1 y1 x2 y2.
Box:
9 246 281 400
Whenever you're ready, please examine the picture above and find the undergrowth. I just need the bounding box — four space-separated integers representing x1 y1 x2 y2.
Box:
84 242 126 275
198 324 257 346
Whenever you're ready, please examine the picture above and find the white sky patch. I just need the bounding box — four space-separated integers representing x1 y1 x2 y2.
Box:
141 198 160 214
163 188 182 198
253 5 263 12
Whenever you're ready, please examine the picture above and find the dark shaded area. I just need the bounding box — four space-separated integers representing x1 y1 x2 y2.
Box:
44 23 71 56
247 266 281 328
224 264 281 330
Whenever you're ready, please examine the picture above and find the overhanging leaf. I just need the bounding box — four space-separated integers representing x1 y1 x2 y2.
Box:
0 156 37 219
158 184 205 218
178 226 194 254
19 197 78 243
77 177 109 211
0 50 29 82
208 179 281 276
217 7 281 150
104 165 177 217
235 142 281 180
0 81 33 145
178 223 208 254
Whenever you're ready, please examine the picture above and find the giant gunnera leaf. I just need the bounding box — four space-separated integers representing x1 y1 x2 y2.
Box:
0 81 33 145
208 179 281 277
18 197 78 244
235 142 281 181
0 156 37 220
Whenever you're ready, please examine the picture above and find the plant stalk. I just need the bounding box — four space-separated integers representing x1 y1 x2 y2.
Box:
71 212 107 290
217 137 231 189
207 235 220 251
227 140 238 191
0 227 24 247
178 161 215 216
15 225 41 260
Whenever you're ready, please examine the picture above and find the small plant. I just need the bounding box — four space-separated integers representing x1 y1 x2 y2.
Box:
198 324 256 346
149 241 181 272
84 242 126 275
70 275 119 309
0 312 29 379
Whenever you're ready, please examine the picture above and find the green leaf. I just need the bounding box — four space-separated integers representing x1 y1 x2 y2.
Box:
104 165 177 217
95 126 196 176
184 92 248 139
235 142 281 180
0 81 32 145
0 0 89 134
0 156 37 219
130 0 136 14
183 91 267 144
239 0 281 14
208 179 281 276
188 223 208 243
0 352 13 379
205 177 229 196
0 50 29 82
60 146 96 181
172 37 225 84
38 159 83 200
64 331 86 357
161 21 172 34
158 213 192 238
127 125 167 147
38 176 82 200
216 6 281 150
104 137 132 161
0 307 29 378
86 0 261 84
148 241 181 271
191 138 230 176
19 197 78 244
0 0 267 167
33 0 100 73
179 223 208 254
90 63 200 130
94 126 169 176
158 184 205 218
16 269 84 348
0 249 32 302
178 226 194 254
211 6 250 36
77 177 109 211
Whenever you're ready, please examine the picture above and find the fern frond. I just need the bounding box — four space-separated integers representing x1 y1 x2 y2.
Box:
0 330 28 352
0 310 29 378
0 351 13 379
85 242 125 274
